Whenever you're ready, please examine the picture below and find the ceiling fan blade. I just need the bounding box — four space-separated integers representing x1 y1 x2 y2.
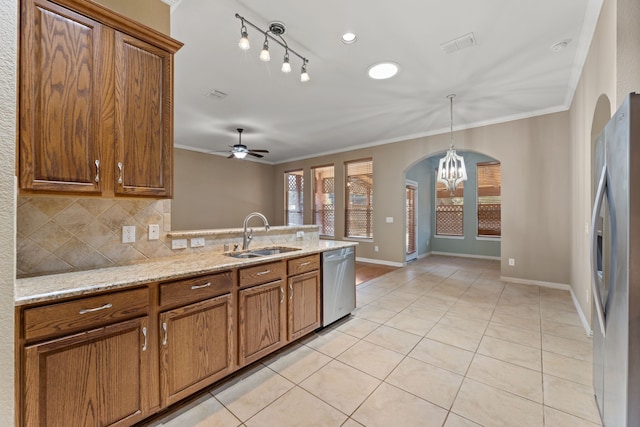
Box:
249 149 269 153
227 153 234 159
247 152 264 158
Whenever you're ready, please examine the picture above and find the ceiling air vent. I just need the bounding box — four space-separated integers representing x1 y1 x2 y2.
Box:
206 89 228 100
440 32 477 54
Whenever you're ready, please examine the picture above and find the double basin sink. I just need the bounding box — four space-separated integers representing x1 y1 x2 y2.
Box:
223 246 301 259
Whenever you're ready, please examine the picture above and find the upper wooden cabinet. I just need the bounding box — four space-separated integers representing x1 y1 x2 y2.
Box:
18 0 182 197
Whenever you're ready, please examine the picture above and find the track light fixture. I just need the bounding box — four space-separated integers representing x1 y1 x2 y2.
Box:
437 94 467 196
235 13 310 82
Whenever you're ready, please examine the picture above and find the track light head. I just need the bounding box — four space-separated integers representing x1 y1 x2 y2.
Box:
238 21 250 50
259 36 270 61
281 52 291 73
300 61 310 82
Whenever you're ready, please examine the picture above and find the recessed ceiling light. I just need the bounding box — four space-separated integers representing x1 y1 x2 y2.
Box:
367 62 399 80
341 32 357 44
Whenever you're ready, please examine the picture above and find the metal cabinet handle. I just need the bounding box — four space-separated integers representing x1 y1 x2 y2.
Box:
79 303 112 315
590 164 608 337
94 159 100 183
256 270 271 276
300 261 311 266
117 162 123 184
162 322 168 346
142 326 147 351
191 282 211 290
289 283 293 299
280 286 284 304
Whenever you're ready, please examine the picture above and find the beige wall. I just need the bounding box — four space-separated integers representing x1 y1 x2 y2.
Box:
171 148 278 230
0 0 17 424
569 0 640 330
93 0 170 34
274 112 573 284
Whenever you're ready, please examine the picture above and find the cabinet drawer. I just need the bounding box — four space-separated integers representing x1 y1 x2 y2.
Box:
23 287 148 342
239 261 285 288
160 271 233 308
288 254 320 276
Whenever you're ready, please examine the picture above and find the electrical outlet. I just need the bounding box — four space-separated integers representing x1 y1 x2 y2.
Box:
386 217 394 223
190 237 205 248
148 224 160 240
171 239 187 250
374 245 379 252
122 225 136 243
296 231 305 239
508 258 515 266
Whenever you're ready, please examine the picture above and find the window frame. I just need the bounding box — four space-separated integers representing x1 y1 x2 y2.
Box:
476 161 501 238
284 169 304 226
344 158 373 240
311 164 335 237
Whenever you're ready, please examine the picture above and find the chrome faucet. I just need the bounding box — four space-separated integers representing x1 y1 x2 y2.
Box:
242 212 270 249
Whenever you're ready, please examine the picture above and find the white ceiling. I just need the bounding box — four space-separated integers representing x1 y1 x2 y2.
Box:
170 0 602 164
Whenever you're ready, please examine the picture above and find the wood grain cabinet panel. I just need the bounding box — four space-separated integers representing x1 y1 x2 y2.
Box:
19 0 104 193
159 294 234 407
23 317 150 427
18 0 181 197
238 280 286 366
287 270 321 341
114 33 173 197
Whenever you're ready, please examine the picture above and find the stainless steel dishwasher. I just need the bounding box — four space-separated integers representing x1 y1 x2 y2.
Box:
321 246 356 326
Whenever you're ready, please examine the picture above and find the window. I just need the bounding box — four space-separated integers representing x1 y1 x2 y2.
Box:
435 170 464 236
477 162 501 237
406 183 417 255
345 159 373 239
285 169 303 225
312 165 335 236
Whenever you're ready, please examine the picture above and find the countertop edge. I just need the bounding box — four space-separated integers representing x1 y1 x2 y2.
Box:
15 241 357 306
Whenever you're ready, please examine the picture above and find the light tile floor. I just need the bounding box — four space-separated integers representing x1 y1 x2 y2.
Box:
145 255 602 427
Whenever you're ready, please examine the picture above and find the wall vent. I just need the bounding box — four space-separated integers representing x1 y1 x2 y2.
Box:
440 32 477 54
206 89 228 99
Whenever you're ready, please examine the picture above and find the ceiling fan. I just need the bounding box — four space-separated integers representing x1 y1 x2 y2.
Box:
227 128 269 159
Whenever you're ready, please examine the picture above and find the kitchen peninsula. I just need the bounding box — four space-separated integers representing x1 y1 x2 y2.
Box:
15 225 356 426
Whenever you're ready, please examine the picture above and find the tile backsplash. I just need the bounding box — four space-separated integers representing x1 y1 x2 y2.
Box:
17 195 173 277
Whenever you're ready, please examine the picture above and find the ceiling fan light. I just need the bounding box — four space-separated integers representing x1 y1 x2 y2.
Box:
234 151 248 159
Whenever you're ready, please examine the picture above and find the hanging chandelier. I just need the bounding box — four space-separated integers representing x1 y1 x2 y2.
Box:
235 13 310 82
437 94 467 195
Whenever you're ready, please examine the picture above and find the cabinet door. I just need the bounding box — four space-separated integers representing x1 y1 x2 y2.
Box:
19 0 104 193
238 280 286 366
23 317 149 427
114 32 173 197
288 271 321 341
159 294 233 407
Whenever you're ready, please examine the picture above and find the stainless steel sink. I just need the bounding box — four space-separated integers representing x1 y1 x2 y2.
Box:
223 246 301 259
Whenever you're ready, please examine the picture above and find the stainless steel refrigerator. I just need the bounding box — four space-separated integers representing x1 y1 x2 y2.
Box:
590 92 640 427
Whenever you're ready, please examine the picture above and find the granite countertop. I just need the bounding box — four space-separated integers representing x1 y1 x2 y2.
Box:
15 240 357 306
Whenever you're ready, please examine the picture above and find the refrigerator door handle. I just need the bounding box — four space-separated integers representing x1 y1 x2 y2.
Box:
590 164 608 337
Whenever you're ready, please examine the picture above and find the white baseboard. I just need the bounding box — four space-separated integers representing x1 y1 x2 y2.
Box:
432 251 501 261
500 276 593 337
355 257 404 267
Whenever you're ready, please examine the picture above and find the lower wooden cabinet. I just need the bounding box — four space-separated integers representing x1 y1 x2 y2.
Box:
238 280 286 366
159 294 233 407
23 317 150 427
287 270 321 341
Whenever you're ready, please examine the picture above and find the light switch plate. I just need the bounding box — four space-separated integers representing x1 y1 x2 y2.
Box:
172 239 188 250
122 225 136 243
386 217 394 223
148 224 160 240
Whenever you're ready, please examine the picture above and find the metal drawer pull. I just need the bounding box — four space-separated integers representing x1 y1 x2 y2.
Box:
162 322 168 346
142 327 147 351
117 162 123 184
94 159 100 182
79 303 112 315
280 286 284 303
191 282 211 290
299 261 311 266
256 269 271 276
